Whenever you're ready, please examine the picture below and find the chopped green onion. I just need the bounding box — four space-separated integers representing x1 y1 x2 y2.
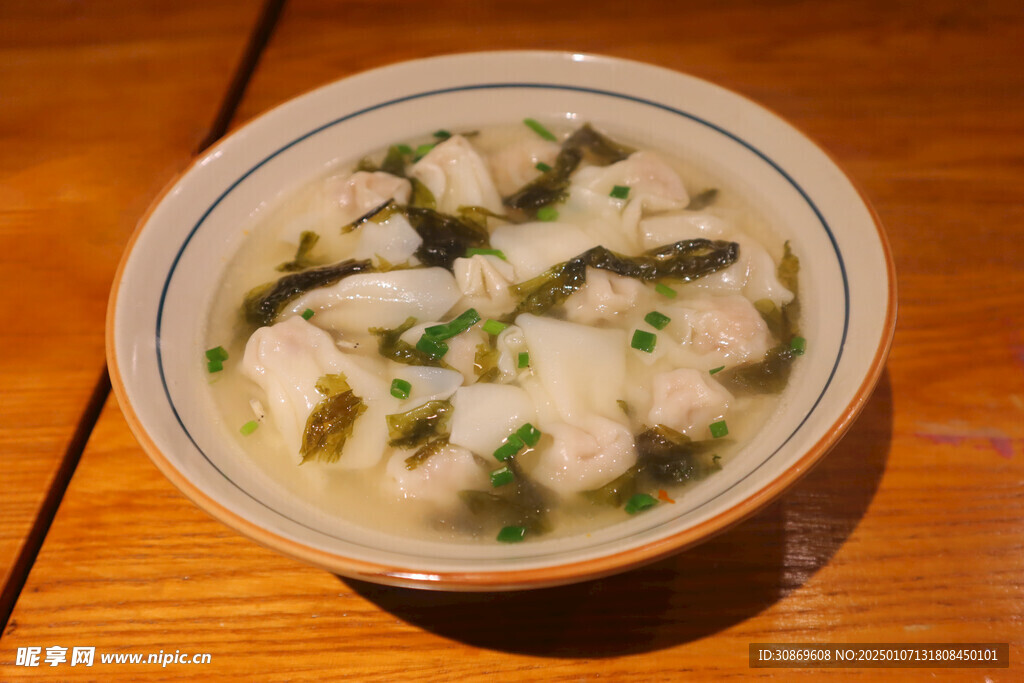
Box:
523 118 557 142
301 308 315 320
790 336 807 355
205 346 229 362
415 335 448 358
497 525 527 543
535 161 552 172
490 466 515 488
516 423 541 447
631 329 657 353
396 143 413 155
517 352 530 368
466 247 507 260
207 359 224 373
610 185 630 199
709 420 729 439
414 142 435 159
239 420 259 436
493 434 524 461
625 493 658 515
644 311 671 330
433 129 452 139
424 308 481 341
482 319 509 336
536 206 559 222
655 283 678 298
709 365 725 375
390 378 412 400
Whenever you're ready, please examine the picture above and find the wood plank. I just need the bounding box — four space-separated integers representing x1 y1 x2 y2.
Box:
0 0 265 607
3 0 1023 678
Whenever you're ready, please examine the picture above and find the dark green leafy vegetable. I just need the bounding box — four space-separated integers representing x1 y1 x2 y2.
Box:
300 374 366 464
243 258 373 326
458 459 550 534
342 199 402 233
370 317 444 367
716 241 802 394
386 399 453 448
457 206 506 231
405 206 490 270
403 437 449 470
380 144 409 177
715 344 795 394
409 178 436 209
504 124 633 217
473 342 501 383
510 239 738 317
686 188 719 211
635 425 721 485
510 258 588 317
582 466 638 506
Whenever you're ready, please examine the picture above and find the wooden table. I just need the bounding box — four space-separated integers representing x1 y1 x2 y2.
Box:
2 0 1022 678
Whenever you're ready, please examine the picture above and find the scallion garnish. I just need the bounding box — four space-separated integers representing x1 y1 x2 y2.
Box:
415 335 448 359
482 319 509 336
535 161 552 172
517 352 530 368
625 493 658 515
239 420 259 436
655 283 677 298
516 423 541 447
301 308 315 320
631 329 657 353
414 142 435 159
709 365 725 375
610 185 630 199
523 118 557 142
390 378 412 400
205 346 229 362
493 434 524 461
497 525 527 543
207 359 224 373
790 336 807 355
433 129 452 140
644 311 671 330
709 420 729 439
424 308 481 341
396 143 413 155
466 247 507 260
490 466 515 488
536 206 559 222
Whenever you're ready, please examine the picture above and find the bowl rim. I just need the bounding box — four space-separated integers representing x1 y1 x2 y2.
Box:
106 50 897 590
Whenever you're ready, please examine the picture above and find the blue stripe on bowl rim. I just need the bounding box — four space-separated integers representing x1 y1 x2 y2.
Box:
154 83 850 558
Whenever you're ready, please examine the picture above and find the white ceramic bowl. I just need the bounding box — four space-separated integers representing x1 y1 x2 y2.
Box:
107 51 896 590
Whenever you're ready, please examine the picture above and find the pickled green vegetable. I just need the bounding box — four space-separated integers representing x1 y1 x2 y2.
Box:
403 437 449 471
243 258 373 326
276 230 320 272
386 399 454 448
511 239 739 317
370 317 444 367
635 425 721 485
458 459 550 534
300 374 366 464
716 241 802 394
503 124 633 217
686 188 719 211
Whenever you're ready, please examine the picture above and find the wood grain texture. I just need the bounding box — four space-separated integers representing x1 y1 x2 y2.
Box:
0 1 263 603
3 0 1024 678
